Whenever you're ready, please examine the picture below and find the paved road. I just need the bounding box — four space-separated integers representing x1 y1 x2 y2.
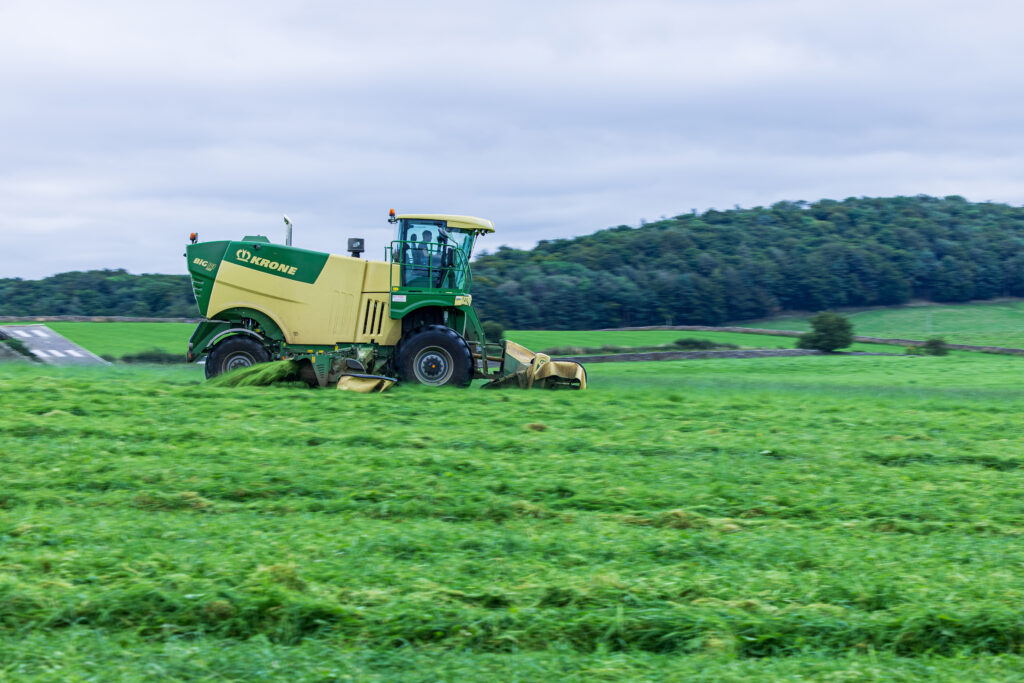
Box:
0 325 110 366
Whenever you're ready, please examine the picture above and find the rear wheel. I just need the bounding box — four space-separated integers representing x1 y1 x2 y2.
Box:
204 336 270 379
396 325 473 387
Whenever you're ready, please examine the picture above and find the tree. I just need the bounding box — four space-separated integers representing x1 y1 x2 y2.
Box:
931 255 975 302
7 195 1024 327
922 337 949 356
796 312 854 352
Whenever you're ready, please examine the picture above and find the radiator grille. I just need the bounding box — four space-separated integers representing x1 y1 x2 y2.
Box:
362 299 386 336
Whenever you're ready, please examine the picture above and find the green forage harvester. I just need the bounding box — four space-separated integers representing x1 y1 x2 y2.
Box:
184 211 586 391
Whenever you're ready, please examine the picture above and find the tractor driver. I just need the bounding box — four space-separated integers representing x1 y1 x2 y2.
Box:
396 232 419 264
414 230 433 267
402 230 433 286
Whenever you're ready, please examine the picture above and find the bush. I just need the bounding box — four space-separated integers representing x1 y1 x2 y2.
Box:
922 337 949 356
796 312 854 352
481 320 505 342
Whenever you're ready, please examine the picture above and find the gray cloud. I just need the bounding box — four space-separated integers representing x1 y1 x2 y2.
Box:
2 0 1023 277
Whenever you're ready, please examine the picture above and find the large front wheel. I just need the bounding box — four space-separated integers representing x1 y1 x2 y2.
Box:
396 325 473 387
204 336 271 379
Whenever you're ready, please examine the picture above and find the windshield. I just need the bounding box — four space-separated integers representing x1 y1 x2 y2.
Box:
397 219 476 259
393 219 477 290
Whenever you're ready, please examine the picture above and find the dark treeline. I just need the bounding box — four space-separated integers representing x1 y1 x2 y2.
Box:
0 269 195 317
4 196 1024 324
473 195 1024 328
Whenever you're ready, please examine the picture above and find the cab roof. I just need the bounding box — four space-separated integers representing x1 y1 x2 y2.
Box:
398 214 495 233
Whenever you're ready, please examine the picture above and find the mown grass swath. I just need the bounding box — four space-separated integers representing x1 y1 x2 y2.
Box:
207 359 301 387
3 350 1024 679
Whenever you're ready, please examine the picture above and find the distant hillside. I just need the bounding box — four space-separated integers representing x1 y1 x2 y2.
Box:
0 269 194 318
472 195 1024 328
5 196 1024 326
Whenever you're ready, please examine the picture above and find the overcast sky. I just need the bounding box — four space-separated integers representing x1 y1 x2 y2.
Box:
2 0 1023 279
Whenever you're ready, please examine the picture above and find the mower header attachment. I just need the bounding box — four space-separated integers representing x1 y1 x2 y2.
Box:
483 341 587 390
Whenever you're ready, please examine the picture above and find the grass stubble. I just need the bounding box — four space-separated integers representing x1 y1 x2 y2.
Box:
2 353 1024 680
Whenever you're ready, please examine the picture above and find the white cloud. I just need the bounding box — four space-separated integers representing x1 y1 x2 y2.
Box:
1 0 1024 278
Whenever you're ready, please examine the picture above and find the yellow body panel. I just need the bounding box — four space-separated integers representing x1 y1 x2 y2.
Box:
208 257 401 346
362 260 395 292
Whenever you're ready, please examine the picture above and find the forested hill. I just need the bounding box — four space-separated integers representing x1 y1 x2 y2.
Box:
472 195 1024 328
3 195 1024 324
0 270 196 318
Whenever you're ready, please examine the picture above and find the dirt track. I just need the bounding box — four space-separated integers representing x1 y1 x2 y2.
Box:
551 349 910 363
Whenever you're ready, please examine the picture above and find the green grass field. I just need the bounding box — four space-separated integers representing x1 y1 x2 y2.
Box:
18 322 911 359
3 353 1024 680
45 322 196 358
6 299 1024 360
508 329 909 355
749 300 1024 348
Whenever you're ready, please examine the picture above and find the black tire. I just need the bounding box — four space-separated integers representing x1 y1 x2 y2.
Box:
396 325 473 387
204 336 271 379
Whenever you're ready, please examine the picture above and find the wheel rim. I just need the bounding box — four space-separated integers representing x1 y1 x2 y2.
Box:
224 351 257 372
413 345 454 385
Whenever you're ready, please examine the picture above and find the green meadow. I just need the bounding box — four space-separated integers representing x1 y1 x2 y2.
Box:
5 299 1024 360
3 348 1024 680
508 329 909 355
46 322 197 358
750 299 1024 348
11 322 912 360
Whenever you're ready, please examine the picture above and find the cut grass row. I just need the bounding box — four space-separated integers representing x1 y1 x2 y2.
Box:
3 354 1024 678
